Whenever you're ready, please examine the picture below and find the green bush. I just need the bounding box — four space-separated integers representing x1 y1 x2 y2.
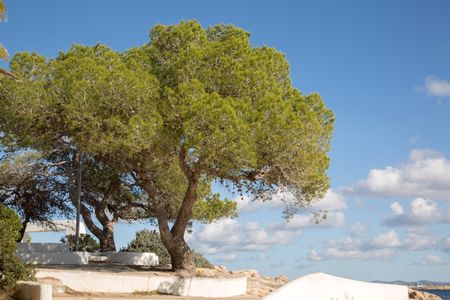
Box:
123 230 213 269
192 251 214 269
0 205 34 298
60 234 100 252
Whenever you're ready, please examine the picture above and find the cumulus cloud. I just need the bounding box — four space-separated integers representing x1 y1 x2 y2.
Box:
190 197 346 258
420 254 448 265
390 202 404 215
311 190 347 211
308 250 323 261
442 237 450 253
347 149 450 200
269 211 345 232
198 189 346 259
188 218 301 256
402 228 440 251
309 229 443 261
236 194 281 213
308 235 396 261
325 247 395 260
237 189 346 213
425 76 450 98
215 253 238 262
350 222 369 237
383 198 450 227
370 230 402 248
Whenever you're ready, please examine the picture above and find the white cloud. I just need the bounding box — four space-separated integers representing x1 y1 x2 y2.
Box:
235 195 278 213
237 189 346 213
188 218 300 255
325 247 395 260
310 190 347 211
443 237 450 253
190 197 346 258
371 230 402 248
383 198 450 227
269 211 345 232
402 228 439 251
308 250 323 261
421 254 443 265
311 235 398 261
425 76 450 98
390 202 404 215
309 229 444 261
215 253 238 262
350 222 368 237
348 149 450 200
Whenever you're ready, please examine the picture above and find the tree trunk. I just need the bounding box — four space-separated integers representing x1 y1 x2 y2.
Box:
136 160 200 275
99 223 116 252
160 230 195 273
16 217 29 242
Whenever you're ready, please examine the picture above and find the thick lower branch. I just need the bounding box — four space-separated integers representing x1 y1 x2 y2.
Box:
171 178 199 237
79 203 102 238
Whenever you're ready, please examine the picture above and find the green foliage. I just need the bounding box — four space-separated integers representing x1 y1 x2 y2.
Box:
1 20 334 217
124 230 213 268
193 194 237 223
192 251 214 269
0 44 7 60
0 150 72 226
0 20 334 271
124 230 171 266
0 0 5 22
0 205 34 297
60 234 100 252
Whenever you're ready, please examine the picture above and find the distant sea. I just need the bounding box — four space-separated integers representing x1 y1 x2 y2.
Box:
421 290 450 300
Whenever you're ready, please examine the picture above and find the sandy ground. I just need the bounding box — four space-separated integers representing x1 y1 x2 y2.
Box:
54 295 260 300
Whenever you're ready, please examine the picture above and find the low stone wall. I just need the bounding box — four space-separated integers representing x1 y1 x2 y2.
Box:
106 252 159 266
159 276 248 297
14 281 52 300
16 243 89 265
16 243 70 253
36 268 247 297
16 251 89 265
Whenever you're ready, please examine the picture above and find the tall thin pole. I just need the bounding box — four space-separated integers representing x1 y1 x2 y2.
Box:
74 151 82 252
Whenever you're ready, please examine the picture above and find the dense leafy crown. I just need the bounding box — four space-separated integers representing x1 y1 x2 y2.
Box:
0 204 34 296
0 20 334 213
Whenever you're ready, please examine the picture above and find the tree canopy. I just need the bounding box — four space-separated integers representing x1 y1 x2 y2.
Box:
0 20 334 273
0 150 72 241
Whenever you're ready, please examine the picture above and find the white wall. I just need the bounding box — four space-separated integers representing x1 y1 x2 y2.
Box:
16 243 89 265
106 252 159 266
36 268 247 297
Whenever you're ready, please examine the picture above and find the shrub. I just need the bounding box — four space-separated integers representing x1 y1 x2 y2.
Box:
192 251 214 269
60 234 100 252
0 205 34 298
124 230 213 268
123 230 171 265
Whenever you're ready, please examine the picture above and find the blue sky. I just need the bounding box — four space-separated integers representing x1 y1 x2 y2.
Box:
2 0 450 282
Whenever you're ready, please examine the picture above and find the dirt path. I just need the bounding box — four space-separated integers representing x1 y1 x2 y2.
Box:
54 295 260 300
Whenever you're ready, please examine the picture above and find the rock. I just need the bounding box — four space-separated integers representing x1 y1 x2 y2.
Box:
274 275 289 283
214 265 228 274
195 268 217 277
409 289 442 300
231 269 260 278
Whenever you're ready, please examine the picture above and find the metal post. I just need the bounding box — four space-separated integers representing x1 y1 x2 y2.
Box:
74 151 82 252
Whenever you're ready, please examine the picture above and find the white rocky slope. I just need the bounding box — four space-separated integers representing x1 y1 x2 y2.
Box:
263 272 408 300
